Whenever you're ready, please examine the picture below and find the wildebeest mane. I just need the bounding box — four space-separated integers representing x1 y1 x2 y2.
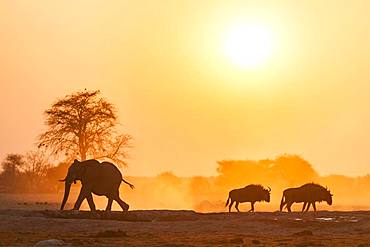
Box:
300 182 332 203
244 184 270 193
300 182 331 192
244 184 265 190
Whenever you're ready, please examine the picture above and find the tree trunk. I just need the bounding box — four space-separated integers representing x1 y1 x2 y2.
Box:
80 150 86 161
79 135 87 161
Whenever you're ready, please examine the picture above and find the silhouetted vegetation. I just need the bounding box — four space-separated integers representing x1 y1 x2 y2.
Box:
0 153 52 193
109 154 369 212
216 154 319 188
0 153 369 211
38 90 131 167
0 90 134 193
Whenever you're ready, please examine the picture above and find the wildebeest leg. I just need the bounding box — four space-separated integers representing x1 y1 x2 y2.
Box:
302 202 307 212
280 202 287 211
229 200 235 212
280 201 287 211
73 186 90 210
305 202 311 212
312 202 317 211
105 197 113 211
86 193 96 211
249 202 255 212
235 202 240 212
286 202 293 212
112 191 129 211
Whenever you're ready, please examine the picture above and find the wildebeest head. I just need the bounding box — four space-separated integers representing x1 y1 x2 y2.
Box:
264 186 272 202
325 188 333 205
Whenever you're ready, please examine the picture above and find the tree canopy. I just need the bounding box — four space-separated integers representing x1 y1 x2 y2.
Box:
1 154 25 176
38 90 131 166
216 154 319 187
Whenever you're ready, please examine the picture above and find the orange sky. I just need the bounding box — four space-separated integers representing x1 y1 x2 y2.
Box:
1 0 370 177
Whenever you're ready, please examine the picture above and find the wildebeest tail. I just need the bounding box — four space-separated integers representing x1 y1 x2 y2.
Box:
279 192 285 211
225 194 231 207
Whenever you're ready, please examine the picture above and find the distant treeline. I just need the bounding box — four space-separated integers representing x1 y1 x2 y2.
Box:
0 151 68 193
0 153 369 211
122 155 369 211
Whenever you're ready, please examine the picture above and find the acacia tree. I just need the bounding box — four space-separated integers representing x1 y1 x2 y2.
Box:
24 150 51 177
38 90 131 166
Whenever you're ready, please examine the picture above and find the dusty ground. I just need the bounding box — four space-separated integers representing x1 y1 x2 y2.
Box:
0 209 369 247
0 193 369 246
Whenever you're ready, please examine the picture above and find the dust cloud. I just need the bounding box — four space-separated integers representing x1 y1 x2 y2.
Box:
88 155 370 212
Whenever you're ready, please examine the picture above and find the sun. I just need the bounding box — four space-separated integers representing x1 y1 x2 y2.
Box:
224 23 273 68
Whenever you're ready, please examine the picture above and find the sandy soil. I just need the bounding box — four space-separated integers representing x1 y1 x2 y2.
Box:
0 209 369 247
0 193 369 246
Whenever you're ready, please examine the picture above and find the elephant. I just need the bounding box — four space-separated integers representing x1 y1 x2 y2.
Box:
60 159 134 211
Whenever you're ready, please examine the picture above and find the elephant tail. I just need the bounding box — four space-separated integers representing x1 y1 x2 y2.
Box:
122 178 135 189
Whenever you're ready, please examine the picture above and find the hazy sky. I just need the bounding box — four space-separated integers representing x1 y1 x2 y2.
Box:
1 0 370 176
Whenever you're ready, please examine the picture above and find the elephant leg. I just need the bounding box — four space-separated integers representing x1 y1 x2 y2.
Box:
105 197 113 211
228 200 235 212
235 202 240 212
287 202 293 212
302 202 307 212
113 191 129 211
73 186 90 210
312 202 317 211
86 193 96 211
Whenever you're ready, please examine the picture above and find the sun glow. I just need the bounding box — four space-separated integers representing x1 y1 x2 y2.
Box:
224 23 274 68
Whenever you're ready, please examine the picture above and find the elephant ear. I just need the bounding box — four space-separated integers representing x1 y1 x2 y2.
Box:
76 163 88 180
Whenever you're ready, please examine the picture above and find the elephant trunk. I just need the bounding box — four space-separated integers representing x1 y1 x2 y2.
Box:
60 181 72 210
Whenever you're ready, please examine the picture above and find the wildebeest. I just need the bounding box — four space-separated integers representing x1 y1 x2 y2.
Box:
225 184 271 212
280 183 333 212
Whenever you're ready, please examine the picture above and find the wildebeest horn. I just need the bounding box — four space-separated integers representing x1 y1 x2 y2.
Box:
267 186 271 192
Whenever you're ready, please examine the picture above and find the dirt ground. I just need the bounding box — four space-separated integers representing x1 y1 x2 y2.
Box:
0 193 369 247
0 209 368 247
